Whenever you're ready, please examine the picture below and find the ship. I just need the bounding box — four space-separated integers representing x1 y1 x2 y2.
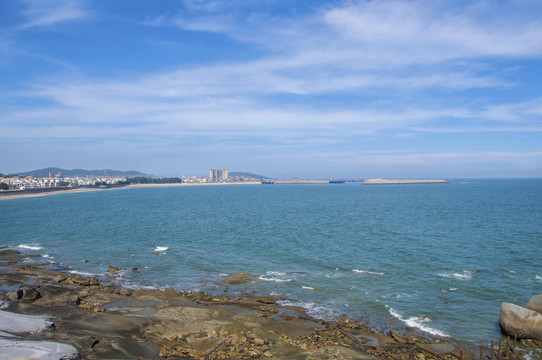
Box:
329 180 345 184
261 180 275 184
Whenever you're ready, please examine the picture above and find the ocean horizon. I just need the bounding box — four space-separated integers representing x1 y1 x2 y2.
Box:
1 179 541 346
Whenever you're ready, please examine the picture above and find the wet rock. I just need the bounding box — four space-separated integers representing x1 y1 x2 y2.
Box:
7 289 23 301
0 250 20 257
107 265 119 273
89 336 99 349
226 272 259 284
499 302 542 340
22 287 42 301
526 294 542 314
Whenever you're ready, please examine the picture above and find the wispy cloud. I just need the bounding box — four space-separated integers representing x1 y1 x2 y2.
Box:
18 0 90 30
2 0 542 176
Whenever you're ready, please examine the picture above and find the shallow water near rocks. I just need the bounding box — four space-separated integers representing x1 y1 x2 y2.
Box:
1 179 541 345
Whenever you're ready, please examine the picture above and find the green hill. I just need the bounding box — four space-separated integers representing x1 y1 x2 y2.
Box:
229 171 271 180
18 167 150 178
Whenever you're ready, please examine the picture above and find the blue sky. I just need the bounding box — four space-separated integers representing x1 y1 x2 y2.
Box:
1 0 542 178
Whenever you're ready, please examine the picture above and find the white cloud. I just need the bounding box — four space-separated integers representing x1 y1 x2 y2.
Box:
18 0 90 29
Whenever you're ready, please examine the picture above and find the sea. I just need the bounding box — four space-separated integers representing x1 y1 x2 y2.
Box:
1 179 541 346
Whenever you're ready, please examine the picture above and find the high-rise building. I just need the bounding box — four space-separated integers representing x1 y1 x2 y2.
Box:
209 169 229 181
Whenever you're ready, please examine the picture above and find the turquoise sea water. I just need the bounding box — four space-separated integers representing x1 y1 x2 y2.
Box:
1 179 541 345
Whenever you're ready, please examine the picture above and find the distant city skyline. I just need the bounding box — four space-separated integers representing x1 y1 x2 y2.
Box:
1 0 542 178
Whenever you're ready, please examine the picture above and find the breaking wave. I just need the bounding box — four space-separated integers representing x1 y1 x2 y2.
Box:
17 244 43 251
438 270 474 280
388 306 448 337
352 269 385 276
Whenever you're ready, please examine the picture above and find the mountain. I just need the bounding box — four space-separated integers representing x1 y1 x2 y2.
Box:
18 167 150 178
229 171 271 180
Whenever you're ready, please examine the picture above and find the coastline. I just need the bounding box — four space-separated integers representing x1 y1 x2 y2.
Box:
0 248 499 360
0 180 334 200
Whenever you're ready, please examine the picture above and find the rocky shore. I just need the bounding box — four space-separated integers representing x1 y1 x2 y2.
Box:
1 249 540 359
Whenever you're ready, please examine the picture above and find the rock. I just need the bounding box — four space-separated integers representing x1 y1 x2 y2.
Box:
499 302 542 340
0 310 53 333
22 288 42 301
225 334 239 346
0 339 80 359
89 336 99 349
418 343 459 357
417 314 426 320
7 289 23 301
0 250 20 257
526 294 542 314
226 272 259 284
389 330 407 344
107 265 119 273
253 338 266 345
307 345 373 359
183 333 225 353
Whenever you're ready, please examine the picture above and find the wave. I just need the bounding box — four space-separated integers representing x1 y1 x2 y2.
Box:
17 244 43 251
352 269 385 276
301 286 315 290
260 276 291 283
387 306 448 337
154 246 168 252
266 271 286 276
277 299 336 319
438 270 474 280
536 275 542 281
69 270 96 276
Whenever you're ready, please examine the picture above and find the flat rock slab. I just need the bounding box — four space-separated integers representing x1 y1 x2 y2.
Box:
418 342 458 355
0 310 53 334
0 338 79 360
306 345 375 360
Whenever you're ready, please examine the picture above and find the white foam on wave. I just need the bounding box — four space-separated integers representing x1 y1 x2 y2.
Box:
154 246 168 252
69 270 96 276
387 306 448 337
17 244 43 251
438 270 474 280
353 269 385 276
536 275 542 281
266 271 286 276
42 254 53 259
260 271 292 282
277 300 334 319
260 276 291 283
302 286 315 290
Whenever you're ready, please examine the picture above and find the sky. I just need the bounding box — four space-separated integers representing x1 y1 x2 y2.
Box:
1 0 542 178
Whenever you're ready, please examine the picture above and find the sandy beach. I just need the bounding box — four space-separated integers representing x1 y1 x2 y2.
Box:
0 182 262 200
0 249 514 359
